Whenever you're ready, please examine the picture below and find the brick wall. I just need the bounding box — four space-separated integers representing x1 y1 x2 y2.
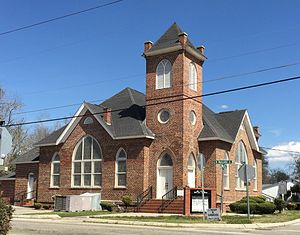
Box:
14 163 39 201
0 180 15 204
145 49 204 197
37 112 151 203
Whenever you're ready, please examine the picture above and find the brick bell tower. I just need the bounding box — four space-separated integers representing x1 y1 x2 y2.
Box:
143 23 206 196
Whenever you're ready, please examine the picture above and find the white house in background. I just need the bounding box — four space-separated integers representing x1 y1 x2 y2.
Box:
262 180 295 201
0 127 12 166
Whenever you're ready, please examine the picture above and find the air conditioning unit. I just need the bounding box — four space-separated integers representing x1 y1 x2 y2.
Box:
54 193 101 212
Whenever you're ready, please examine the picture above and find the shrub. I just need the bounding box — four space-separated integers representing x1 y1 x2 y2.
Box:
274 198 286 213
291 183 300 193
121 195 132 212
287 202 297 210
229 196 276 215
42 204 51 210
100 201 114 212
0 199 14 235
255 202 276 214
33 203 42 210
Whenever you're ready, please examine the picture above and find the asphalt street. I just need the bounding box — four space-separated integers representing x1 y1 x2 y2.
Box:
10 218 300 235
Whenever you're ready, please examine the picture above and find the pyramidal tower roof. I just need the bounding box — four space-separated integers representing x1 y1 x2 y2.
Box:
144 22 205 60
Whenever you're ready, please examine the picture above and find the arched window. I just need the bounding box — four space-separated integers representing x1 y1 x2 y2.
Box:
189 63 197 91
159 153 173 166
115 148 127 187
223 152 229 189
51 153 60 188
235 141 248 189
72 136 102 187
188 154 196 188
156 59 172 89
253 159 257 191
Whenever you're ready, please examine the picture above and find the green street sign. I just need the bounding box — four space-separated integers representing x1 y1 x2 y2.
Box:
215 160 232 165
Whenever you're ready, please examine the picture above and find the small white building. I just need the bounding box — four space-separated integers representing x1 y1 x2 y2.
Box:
262 181 295 201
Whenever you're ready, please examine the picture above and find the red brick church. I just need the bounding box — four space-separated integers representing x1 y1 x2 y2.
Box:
0 23 264 212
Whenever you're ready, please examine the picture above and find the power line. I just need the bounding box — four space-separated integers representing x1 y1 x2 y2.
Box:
0 0 124 37
12 60 300 110
263 147 300 155
208 42 300 62
4 74 300 128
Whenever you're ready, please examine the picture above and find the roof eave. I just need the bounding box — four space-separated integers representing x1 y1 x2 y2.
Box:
198 137 233 144
15 161 39 165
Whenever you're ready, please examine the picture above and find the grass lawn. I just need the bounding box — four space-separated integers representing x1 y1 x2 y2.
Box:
25 210 114 217
95 210 300 224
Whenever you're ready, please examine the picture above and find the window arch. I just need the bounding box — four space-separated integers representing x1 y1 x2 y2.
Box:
159 153 173 166
115 148 127 187
223 152 229 189
189 62 197 91
51 153 60 188
253 159 257 191
235 141 248 189
72 136 102 187
156 59 172 89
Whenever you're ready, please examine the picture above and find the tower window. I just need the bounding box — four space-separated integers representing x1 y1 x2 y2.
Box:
158 109 170 124
189 63 197 91
156 59 172 89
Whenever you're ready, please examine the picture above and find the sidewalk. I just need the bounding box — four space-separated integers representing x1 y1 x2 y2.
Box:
12 206 300 229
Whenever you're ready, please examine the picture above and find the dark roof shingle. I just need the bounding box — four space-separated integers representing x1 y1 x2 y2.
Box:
15 147 40 163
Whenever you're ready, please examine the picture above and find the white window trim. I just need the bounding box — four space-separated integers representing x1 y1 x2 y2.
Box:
71 135 102 188
253 159 258 191
223 152 230 190
50 152 60 188
156 59 172 89
235 141 248 190
115 148 127 188
189 62 197 91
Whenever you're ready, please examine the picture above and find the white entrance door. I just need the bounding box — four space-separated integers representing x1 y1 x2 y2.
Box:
188 169 195 188
157 168 173 198
27 173 34 199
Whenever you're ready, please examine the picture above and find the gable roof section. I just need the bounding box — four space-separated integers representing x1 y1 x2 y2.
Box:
37 88 155 147
199 105 259 152
15 147 40 164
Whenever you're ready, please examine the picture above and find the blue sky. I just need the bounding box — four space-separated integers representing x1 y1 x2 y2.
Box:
1 0 300 172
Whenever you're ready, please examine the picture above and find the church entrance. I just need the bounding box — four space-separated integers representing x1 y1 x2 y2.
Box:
157 153 173 199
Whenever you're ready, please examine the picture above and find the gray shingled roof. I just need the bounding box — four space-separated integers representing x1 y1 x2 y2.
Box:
100 87 154 138
199 105 246 143
35 88 250 149
15 147 40 163
36 125 66 146
0 172 16 180
147 22 198 53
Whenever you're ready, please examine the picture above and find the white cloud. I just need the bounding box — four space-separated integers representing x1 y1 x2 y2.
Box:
221 104 229 109
266 141 300 164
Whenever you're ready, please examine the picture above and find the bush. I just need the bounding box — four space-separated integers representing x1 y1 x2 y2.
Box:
121 195 132 211
33 203 42 210
0 199 14 235
255 202 276 214
291 183 300 193
100 201 114 212
287 202 297 210
274 198 286 213
229 196 276 215
42 204 51 210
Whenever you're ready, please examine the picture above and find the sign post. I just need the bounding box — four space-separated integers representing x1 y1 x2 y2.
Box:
238 163 255 220
215 159 232 215
198 153 206 220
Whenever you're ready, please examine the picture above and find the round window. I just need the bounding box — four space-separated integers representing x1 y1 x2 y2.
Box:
158 109 170 124
189 111 196 125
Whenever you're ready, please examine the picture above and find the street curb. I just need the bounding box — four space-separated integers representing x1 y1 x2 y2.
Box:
83 218 300 229
13 214 61 219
